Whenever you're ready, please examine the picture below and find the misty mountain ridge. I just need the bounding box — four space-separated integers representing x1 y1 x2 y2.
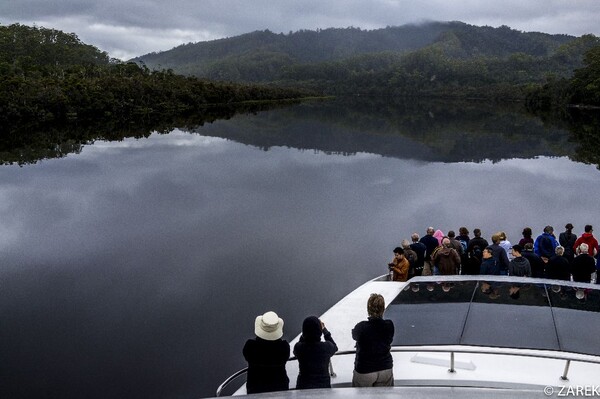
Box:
131 21 580 84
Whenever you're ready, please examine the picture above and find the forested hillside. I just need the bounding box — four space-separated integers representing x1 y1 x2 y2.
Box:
0 24 313 127
133 22 600 102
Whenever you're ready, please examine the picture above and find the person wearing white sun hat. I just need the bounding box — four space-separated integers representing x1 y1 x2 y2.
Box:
243 311 290 394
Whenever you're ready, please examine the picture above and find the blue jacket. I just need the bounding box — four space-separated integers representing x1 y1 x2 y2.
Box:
534 233 558 258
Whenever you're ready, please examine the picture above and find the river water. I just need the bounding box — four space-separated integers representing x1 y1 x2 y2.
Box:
2 99 600 398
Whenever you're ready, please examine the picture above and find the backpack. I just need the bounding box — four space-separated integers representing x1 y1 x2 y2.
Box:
458 239 468 254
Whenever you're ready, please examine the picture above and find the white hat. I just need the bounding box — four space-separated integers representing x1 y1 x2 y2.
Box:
254 311 284 341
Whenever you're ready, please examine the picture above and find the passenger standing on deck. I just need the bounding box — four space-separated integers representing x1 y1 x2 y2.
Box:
432 237 461 275
572 243 596 283
534 226 559 266
388 247 409 282
499 232 513 260
401 240 418 279
243 311 290 394
433 229 445 246
559 223 577 263
509 245 531 277
456 227 471 274
409 233 426 276
352 294 394 387
548 246 571 281
573 225 599 257
519 227 534 247
294 316 338 389
522 242 545 278
489 233 510 275
479 247 500 298
419 227 439 276
480 247 499 275
468 229 489 255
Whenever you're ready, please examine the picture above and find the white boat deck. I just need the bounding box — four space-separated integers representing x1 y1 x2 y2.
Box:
228 275 600 397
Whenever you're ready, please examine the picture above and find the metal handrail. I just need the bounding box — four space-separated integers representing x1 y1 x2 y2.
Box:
215 345 600 396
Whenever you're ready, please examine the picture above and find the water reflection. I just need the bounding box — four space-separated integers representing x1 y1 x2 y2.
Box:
2 98 600 166
2 102 600 399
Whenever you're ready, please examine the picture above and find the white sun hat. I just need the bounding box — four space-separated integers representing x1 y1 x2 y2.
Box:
254 311 284 341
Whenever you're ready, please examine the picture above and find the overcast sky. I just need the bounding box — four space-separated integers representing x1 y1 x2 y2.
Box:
1 0 600 60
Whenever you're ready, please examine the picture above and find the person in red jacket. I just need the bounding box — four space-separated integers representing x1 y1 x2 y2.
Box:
573 225 599 257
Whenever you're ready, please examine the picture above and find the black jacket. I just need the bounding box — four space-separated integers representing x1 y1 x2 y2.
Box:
243 337 290 394
571 254 596 283
352 317 394 374
293 328 338 389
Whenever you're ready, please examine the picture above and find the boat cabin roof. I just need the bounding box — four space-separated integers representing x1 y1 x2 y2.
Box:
389 276 600 357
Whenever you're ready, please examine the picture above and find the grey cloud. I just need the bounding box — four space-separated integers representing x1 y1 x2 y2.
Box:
1 0 599 60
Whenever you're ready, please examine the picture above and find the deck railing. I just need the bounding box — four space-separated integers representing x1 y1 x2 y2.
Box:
215 345 600 396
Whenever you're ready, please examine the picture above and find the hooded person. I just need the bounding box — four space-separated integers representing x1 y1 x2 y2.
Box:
432 237 461 275
293 316 338 389
243 311 290 394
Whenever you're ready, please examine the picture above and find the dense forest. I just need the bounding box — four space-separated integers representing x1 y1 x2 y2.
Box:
133 22 600 104
0 24 314 129
2 22 600 166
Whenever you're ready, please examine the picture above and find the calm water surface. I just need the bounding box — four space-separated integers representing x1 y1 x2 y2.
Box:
2 101 600 398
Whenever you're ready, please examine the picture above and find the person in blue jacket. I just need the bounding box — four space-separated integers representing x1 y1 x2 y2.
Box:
534 225 559 262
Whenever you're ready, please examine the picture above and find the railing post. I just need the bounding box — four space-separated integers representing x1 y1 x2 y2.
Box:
448 351 456 373
561 359 571 381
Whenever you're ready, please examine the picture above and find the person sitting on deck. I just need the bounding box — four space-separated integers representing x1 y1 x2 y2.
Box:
294 316 338 390
388 247 409 282
243 311 290 394
352 293 395 387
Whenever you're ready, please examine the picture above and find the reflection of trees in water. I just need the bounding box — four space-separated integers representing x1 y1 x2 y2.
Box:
188 97 577 163
1 98 599 167
561 109 600 169
0 102 289 165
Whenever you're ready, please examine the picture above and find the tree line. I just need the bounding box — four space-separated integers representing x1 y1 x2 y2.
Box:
0 24 315 129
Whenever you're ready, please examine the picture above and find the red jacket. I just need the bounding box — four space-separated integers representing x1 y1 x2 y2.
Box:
573 233 599 256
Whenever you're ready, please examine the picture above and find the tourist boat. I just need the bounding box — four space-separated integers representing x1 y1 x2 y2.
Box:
216 274 600 397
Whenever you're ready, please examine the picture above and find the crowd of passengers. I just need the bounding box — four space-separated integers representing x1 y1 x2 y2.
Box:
388 224 599 285
241 224 599 395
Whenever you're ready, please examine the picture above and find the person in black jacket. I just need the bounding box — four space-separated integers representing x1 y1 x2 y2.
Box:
547 246 571 281
293 316 338 389
243 311 290 394
572 243 596 283
351 293 395 387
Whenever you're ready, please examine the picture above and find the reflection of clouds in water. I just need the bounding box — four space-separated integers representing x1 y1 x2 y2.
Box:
2 130 600 399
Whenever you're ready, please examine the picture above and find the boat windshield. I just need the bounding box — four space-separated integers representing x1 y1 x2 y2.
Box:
387 276 600 356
